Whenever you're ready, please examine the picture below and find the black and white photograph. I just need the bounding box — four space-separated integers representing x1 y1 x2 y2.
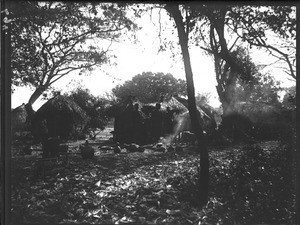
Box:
3 1 297 224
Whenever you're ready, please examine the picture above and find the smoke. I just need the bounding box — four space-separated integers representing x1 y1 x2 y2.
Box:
161 134 175 146
161 113 189 145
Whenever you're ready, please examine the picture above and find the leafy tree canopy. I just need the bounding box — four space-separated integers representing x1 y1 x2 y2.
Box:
187 4 296 80
112 72 187 103
228 6 296 79
10 1 137 109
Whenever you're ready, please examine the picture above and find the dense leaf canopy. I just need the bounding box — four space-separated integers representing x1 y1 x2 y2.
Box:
112 72 187 103
10 1 137 110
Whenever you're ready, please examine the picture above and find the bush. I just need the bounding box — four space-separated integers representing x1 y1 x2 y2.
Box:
209 143 296 224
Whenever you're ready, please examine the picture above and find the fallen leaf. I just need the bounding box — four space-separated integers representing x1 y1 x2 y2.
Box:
139 217 146 223
95 180 101 187
166 209 181 215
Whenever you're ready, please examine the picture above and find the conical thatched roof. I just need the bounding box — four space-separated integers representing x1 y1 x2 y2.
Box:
154 96 187 112
11 103 28 131
35 95 87 120
32 95 88 139
107 96 188 119
172 95 216 121
105 101 128 117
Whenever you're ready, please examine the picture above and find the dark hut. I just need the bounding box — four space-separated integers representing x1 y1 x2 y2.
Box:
230 102 294 140
169 96 218 135
108 95 218 144
11 103 28 132
32 95 88 140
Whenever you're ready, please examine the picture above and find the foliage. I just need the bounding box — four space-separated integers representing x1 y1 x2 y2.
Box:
195 92 211 106
177 4 295 113
188 5 296 80
201 38 282 113
11 103 28 132
10 2 137 106
215 45 265 113
207 142 295 224
228 6 296 79
68 87 110 133
235 73 282 105
218 46 262 109
282 85 296 110
112 72 187 103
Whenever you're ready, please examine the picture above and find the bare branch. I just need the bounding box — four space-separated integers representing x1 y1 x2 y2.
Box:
200 46 214 54
229 37 239 51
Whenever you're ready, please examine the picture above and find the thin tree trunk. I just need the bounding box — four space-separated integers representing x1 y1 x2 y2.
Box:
165 4 209 207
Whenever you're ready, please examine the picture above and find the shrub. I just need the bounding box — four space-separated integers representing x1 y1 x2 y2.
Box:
209 143 296 224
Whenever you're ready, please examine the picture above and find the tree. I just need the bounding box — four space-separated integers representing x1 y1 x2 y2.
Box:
165 3 209 207
112 72 187 103
195 92 212 106
151 4 256 115
10 2 137 117
185 5 262 114
183 5 295 113
196 5 296 80
228 6 296 80
282 86 296 110
213 46 260 114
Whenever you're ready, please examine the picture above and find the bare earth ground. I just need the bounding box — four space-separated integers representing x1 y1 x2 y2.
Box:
10 126 294 224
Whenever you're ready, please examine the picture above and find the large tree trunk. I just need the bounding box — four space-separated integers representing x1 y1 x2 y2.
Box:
165 4 209 207
216 83 231 114
208 21 238 116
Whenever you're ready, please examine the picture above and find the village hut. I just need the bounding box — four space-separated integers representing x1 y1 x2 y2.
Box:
231 102 294 140
169 95 218 136
11 103 28 132
107 95 218 144
11 103 33 143
107 97 137 143
146 96 187 114
32 95 88 141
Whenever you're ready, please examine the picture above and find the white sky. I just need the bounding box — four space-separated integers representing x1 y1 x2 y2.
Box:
11 6 295 110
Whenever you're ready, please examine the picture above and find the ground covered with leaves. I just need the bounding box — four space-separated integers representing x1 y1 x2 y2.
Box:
11 140 296 224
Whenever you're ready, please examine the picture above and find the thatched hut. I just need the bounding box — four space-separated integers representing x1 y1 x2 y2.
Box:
230 102 294 140
11 103 33 144
108 95 217 144
32 95 88 140
11 103 28 132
